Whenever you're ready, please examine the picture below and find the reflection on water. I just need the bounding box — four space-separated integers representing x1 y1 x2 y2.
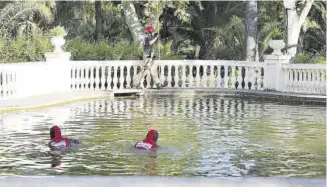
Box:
0 95 325 177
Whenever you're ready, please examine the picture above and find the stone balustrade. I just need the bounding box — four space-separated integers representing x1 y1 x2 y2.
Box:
1 47 326 100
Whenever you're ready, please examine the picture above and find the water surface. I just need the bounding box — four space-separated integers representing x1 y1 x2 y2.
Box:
0 95 325 177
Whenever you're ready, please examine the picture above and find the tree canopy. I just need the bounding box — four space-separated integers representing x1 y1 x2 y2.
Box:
0 0 325 64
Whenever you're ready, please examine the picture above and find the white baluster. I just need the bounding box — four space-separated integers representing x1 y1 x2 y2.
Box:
295 70 299 92
288 69 292 92
90 66 95 90
73 66 78 89
237 66 242 89
171 66 176 88
159 65 165 85
101 65 106 90
175 65 180 88
131 65 137 88
3 72 7 96
188 66 193 88
78 66 83 89
224 66 229 88
118 66 123 90
217 66 221 88
181 65 186 88
113 66 118 90
70 66 75 90
80 65 85 89
287 69 294 92
259 67 264 90
299 70 304 93
297 70 301 93
167 65 172 88
202 65 207 87
7 71 13 96
209 65 215 88
292 70 297 92
262 67 266 90
244 67 249 90
322 70 327 95
314 69 319 94
231 66 236 89
93 66 97 90
250 67 256 90
196 65 200 88
306 69 311 93
106 66 112 90
126 65 131 89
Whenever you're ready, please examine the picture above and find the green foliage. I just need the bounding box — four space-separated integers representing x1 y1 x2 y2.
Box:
0 1 54 37
0 0 323 62
50 26 67 37
64 38 142 60
294 53 326 64
270 30 283 40
295 53 312 64
154 40 183 60
0 32 52 63
204 15 245 60
311 56 326 64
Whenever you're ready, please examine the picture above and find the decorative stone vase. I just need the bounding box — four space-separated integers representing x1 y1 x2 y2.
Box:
51 36 66 53
268 39 285 55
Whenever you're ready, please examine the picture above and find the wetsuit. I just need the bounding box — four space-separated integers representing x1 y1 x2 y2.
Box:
143 35 154 59
48 125 80 151
133 34 162 89
133 129 159 150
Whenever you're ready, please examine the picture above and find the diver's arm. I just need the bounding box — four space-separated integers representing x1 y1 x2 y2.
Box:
149 34 159 46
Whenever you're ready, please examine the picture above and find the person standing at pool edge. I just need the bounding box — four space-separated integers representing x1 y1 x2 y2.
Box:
49 125 80 151
133 25 164 89
133 129 159 150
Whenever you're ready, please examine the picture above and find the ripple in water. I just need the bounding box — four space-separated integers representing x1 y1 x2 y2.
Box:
0 96 325 177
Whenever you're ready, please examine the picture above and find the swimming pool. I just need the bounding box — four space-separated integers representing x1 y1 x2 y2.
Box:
0 95 325 177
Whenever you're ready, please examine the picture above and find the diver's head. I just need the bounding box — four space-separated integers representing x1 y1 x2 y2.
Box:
50 125 61 140
146 129 159 142
145 25 155 36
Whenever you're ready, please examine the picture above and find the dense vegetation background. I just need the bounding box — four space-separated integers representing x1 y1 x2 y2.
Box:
0 0 325 64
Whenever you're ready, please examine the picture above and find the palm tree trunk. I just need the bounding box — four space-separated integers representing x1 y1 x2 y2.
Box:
95 1 103 41
245 0 258 61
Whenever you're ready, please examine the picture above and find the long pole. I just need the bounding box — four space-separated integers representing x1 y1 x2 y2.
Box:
157 1 160 60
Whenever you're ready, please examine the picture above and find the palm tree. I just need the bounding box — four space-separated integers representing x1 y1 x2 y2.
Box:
245 0 258 61
0 1 54 38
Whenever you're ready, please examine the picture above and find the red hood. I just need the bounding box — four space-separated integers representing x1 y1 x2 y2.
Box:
143 129 158 146
51 125 68 143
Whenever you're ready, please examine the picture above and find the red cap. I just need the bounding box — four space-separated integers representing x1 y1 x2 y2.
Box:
145 25 155 33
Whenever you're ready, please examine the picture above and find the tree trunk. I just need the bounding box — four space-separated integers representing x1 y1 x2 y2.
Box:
122 0 144 46
245 0 258 61
95 1 103 41
285 0 314 57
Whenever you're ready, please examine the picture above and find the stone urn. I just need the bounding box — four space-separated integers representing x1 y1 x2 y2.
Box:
51 36 66 53
268 39 285 55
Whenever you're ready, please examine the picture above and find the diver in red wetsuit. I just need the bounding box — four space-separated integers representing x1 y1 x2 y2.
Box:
133 129 159 150
48 125 80 151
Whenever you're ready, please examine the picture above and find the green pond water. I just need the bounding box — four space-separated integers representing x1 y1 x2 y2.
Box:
0 95 325 177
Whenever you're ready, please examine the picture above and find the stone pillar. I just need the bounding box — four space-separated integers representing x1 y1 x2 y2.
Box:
264 40 291 92
44 52 71 94
44 35 71 94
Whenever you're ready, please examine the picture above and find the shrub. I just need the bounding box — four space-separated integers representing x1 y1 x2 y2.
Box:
294 53 326 64
50 26 67 37
294 53 312 64
311 56 326 64
64 38 142 60
0 33 52 63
